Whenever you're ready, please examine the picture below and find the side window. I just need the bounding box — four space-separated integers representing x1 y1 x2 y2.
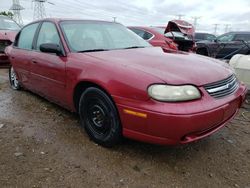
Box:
17 23 39 50
206 34 216 41
234 34 250 42
130 29 153 40
36 22 60 50
131 28 145 39
143 31 153 40
217 34 235 42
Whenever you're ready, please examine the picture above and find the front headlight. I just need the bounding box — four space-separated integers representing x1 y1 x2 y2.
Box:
148 84 201 102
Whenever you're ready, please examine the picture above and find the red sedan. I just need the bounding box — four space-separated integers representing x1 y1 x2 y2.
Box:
128 26 179 51
6 18 247 147
0 15 20 67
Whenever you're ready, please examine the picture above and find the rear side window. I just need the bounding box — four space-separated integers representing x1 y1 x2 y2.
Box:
206 34 216 41
36 22 61 50
217 33 235 42
17 23 39 50
130 28 153 40
234 34 250 42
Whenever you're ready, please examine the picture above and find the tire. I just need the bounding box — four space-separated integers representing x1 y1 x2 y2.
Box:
79 87 122 147
197 48 208 56
9 66 21 90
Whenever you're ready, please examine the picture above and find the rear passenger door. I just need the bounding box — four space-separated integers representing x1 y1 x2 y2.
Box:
11 22 40 88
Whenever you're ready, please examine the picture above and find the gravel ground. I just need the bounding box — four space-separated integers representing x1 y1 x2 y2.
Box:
0 68 250 188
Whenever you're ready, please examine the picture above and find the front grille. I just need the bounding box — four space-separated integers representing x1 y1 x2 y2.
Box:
204 74 239 99
0 40 11 53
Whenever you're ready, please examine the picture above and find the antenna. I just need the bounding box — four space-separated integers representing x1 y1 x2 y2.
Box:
10 0 24 25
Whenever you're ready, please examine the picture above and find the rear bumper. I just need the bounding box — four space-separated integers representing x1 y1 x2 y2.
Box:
0 53 10 67
115 84 247 145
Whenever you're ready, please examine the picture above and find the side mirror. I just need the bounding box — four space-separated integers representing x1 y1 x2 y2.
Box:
40 43 63 56
214 39 218 43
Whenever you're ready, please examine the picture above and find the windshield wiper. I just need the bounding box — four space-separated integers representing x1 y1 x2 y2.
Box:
124 46 146 49
77 49 109 53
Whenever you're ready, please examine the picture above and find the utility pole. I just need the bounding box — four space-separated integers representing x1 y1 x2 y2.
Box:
33 0 47 20
192 16 201 30
224 24 230 33
175 14 185 20
112 17 117 22
213 24 219 35
10 0 24 25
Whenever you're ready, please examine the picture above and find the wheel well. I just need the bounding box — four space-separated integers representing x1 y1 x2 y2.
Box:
196 47 209 56
73 81 111 113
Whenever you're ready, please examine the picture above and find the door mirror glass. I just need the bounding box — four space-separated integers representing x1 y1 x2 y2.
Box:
40 43 63 56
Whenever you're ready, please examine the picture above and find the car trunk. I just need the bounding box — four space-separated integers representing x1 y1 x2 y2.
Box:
164 20 195 52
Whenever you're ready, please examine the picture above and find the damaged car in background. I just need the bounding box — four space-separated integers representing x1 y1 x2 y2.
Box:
129 20 195 52
0 15 20 67
5 18 247 147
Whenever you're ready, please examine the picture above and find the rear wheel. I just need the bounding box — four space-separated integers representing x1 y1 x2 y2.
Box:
79 87 122 147
197 48 209 56
9 66 21 90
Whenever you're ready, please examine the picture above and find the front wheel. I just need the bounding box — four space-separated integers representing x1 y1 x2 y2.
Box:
9 66 21 90
79 87 122 147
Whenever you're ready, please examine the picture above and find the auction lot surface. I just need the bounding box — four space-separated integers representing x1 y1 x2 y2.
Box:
0 69 250 188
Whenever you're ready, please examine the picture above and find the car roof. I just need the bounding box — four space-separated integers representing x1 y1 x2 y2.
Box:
28 18 116 25
223 31 250 35
128 26 163 34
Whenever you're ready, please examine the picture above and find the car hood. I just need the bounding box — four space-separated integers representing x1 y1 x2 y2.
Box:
84 47 233 86
0 30 18 42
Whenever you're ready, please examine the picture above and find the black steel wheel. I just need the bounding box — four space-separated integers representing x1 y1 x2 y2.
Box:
79 87 122 147
9 66 21 90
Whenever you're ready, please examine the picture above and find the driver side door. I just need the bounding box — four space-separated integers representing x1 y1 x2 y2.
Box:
30 21 68 107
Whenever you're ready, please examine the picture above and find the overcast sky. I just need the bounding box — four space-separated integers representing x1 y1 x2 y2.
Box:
0 0 249 34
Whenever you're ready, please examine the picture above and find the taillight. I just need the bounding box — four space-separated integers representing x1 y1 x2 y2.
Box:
165 40 178 50
0 40 12 53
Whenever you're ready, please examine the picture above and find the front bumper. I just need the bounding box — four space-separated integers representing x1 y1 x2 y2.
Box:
0 53 10 67
114 84 247 145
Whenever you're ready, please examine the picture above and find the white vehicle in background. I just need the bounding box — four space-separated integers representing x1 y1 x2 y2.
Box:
229 54 250 91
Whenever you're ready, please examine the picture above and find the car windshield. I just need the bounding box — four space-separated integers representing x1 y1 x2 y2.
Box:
0 17 20 30
60 21 151 52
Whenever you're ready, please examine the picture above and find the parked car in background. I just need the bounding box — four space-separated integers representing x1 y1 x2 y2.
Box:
229 54 250 90
194 32 216 42
6 18 247 147
129 20 195 52
196 31 250 59
0 15 20 67
128 26 178 51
